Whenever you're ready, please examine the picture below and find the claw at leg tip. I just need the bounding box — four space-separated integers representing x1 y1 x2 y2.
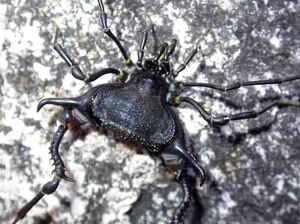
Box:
63 174 75 182
37 104 42 112
37 99 48 112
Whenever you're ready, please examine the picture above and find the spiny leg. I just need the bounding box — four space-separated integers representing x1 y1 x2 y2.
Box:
171 168 194 224
54 43 123 82
180 97 300 126
50 124 74 182
97 0 132 65
12 124 69 224
179 75 300 91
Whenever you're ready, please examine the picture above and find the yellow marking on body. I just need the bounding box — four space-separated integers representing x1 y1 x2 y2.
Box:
119 70 128 81
67 122 74 130
123 59 134 66
173 96 180 106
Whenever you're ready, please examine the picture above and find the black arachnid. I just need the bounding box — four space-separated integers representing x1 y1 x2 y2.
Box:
12 0 300 224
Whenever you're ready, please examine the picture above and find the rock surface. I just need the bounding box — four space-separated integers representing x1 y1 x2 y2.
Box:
0 0 299 224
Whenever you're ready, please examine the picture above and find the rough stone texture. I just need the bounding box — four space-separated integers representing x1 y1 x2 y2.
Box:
0 0 299 224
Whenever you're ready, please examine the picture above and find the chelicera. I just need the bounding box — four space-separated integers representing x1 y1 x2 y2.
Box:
13 1 300 223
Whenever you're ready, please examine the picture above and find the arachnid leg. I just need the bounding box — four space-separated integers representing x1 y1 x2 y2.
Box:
54 43 122 83
137 29 149 68
12 123 69 224
137 25 166 69
154 42 169 63
97 0 132 65
50 125 74 182
179 75 300 91
53 43 85 81
175 147 206 186
163 138 206 186
150 24 160 54
180 97 300 126
164 39 177 60
171 168 194 224
173 41 202 77
151 39 177 76
12 177 60 224
84 68 122 83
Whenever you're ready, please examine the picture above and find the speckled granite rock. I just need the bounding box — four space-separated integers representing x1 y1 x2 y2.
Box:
0 1 299 224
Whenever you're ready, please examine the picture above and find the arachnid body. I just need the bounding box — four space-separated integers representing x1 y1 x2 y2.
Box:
10 1 300 224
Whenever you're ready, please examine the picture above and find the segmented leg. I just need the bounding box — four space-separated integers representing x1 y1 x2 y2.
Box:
180 97 300 126
50 125 74 181
97 0 132 65
171 168 193 224
176 147 206 186
137 25 162 68
163 138 206 186
164 39 177 60
54 43 121 82
84 68 121 83
151 24 160 54
173 41 203 77
12 125 68 224
179 75 300 91
154 42 168 62
137 29 149 68
150 39 177 76
53 43 85 81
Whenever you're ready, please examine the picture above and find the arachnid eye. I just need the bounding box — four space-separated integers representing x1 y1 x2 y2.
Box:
143 59 157 70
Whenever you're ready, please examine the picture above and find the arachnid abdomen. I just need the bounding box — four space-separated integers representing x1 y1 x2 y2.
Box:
89 72 176 151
